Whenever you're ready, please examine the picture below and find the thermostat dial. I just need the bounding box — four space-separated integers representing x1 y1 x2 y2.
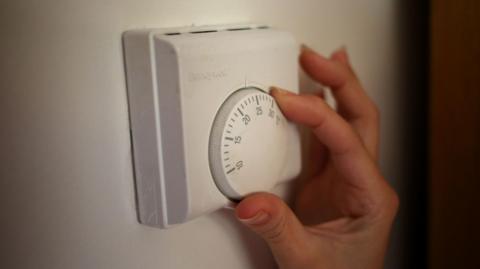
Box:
209 87 289 200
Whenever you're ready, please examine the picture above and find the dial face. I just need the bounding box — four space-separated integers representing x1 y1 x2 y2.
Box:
209 87 289 200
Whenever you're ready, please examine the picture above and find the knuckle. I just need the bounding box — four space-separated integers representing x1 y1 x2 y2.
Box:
309 97 329 126
310 93 327 107
367 179 400 221
389 188 400 214
379 185 400 219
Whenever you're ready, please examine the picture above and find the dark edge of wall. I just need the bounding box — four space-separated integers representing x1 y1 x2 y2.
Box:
396 0 430 268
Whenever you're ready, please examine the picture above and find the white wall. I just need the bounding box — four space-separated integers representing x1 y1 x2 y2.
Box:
0 0 408 268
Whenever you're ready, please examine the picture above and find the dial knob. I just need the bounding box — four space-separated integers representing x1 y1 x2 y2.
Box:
209 87 290 200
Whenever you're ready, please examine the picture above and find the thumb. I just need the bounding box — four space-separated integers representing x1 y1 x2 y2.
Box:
235 193 312 267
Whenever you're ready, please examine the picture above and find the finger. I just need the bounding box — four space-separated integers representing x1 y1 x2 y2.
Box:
330 47 358 83
270 86 327 176
330 46 349 66
272 89 387 214
300 46 379 159
300 45 349 88
273 88 363 159
236 193 313 268
328 47 378 124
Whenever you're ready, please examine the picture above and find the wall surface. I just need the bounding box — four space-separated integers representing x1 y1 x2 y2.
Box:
0 0 416 268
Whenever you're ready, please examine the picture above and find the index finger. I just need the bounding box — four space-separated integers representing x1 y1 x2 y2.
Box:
271 88 387 214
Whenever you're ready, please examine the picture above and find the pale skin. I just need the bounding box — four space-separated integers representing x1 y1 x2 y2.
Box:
235 46 399 269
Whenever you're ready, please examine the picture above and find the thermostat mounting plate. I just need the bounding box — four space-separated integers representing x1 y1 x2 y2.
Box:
123 24 301 228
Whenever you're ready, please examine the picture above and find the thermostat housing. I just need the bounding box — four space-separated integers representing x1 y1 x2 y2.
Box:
123 24 301 228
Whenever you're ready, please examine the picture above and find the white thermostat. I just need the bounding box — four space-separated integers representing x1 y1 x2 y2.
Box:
123 24 301 228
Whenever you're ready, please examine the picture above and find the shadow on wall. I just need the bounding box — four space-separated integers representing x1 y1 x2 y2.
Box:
213 209 276 269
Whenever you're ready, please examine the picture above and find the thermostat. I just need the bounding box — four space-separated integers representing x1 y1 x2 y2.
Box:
123 24 301 228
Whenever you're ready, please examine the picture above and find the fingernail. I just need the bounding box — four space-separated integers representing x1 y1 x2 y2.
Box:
301 44 314 53
238 211 270 225
270 86 291 96
335 45 349 59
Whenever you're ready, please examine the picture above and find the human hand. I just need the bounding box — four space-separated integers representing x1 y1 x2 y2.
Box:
235 46 399 269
